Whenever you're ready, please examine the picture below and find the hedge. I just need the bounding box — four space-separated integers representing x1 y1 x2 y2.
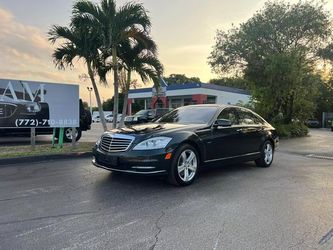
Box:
273 122 309 138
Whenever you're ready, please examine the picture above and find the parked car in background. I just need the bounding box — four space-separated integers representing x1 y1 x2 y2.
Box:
106 114 122 123
0 99 91 142
92 115 101 123
305 119 320 128
105 114 112 123
92 111 113 123
93 104 279 186
124 108 171 125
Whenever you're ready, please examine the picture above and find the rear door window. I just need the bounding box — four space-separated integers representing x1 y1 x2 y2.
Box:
238 109 264 125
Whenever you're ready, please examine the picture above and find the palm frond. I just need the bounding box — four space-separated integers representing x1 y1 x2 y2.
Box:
136 65 159 84
52 43 78 70
137 55 164 75
72 0 104 22
101 0 116 23
48 25 76 44
122 29 157 54
116 2 151 33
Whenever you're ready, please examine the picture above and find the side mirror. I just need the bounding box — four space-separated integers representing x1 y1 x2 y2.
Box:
213 119 232 128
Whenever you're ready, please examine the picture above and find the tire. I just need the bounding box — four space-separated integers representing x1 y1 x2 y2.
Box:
255 140 274 168
168 144 199 186
63 127 82 142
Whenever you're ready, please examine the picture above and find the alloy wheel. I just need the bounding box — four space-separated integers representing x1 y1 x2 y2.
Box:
264 143 273 165
65 128 77 140
177 149 197 182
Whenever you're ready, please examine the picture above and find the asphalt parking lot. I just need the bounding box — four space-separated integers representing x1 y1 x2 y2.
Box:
0 128 332 249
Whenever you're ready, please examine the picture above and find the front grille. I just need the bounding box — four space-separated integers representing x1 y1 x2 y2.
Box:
100 134 134 153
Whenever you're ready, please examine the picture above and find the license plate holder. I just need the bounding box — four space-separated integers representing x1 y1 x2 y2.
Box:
107 155 118 167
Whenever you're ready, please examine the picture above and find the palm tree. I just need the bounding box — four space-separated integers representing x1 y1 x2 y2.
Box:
48 20 108 131
118 41 163 127
72 0 152 128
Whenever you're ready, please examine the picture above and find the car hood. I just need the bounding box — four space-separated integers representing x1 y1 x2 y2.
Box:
109 123 207 135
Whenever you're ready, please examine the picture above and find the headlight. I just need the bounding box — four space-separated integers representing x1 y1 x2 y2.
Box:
26 103 41 113
133 117 138 121
133 137 172 150
96 137 102 146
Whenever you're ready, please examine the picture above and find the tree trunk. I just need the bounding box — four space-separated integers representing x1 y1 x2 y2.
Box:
87 62 107 131
112 47 119 129
119 70 131 128
286 91 295 123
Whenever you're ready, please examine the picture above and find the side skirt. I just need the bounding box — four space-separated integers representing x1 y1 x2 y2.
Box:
203 152 261 165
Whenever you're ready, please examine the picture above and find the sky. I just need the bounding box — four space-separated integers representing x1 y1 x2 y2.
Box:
0 0 333 105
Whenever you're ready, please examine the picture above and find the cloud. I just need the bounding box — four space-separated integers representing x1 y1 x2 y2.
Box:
0 7 73 81
0 7 111 105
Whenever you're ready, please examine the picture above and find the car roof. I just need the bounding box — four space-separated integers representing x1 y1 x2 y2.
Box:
180 104 231 109
179 104 258 115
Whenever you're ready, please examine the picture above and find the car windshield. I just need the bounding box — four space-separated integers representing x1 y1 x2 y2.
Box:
158 106 218 124
134 110 148 116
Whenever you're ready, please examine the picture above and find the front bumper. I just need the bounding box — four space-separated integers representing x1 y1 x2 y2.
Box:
92 145 170 175
274 136 279 150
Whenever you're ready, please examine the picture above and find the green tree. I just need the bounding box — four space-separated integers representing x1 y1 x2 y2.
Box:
102 93 124 112
82 101 89 110
48 19 108 131
315 78 333 120
73 0 153 128
209 1 333 124
164 74 201 84
209 77 250 90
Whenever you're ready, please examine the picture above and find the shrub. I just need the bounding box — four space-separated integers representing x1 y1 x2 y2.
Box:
273 122 309 138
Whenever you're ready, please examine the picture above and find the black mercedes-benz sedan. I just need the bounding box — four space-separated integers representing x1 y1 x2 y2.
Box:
92 105 279 186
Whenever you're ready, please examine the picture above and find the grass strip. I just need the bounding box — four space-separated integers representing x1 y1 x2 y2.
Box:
0 142 94 159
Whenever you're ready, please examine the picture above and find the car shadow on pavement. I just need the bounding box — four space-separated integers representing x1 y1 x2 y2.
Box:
102 161 257 186
89 162 262 214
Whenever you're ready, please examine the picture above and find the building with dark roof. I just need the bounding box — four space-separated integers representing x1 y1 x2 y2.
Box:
127 79 250 114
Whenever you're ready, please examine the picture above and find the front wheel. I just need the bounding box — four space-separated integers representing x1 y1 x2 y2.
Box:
255 141 274 168
63 127 82 142
168 144 199 186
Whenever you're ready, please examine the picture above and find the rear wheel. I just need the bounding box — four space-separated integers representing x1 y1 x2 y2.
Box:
255 141 274 168
63 127 82 142
168 144 199 186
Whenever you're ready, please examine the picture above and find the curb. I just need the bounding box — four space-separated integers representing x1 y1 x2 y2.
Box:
0 151 93 166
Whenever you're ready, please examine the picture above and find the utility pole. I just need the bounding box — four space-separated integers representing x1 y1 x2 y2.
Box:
87 87 93 115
